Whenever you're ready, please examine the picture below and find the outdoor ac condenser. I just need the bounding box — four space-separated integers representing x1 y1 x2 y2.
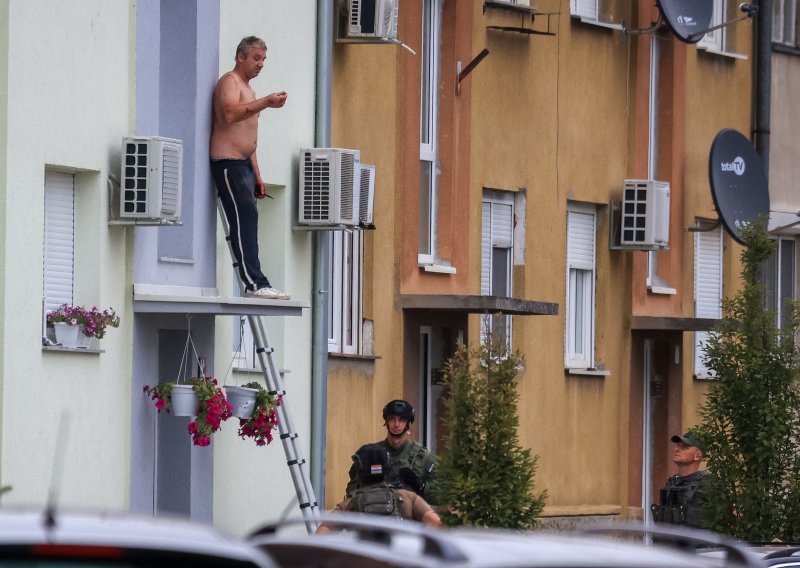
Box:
348 0 399 40
120 136 183 222
620 179 670 248
358 163 376 229
299 148 361 227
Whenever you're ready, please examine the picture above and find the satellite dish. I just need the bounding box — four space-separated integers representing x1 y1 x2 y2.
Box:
656 0 714 44
708 129 770 245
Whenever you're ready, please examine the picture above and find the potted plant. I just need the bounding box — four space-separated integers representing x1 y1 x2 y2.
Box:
237 381 281 447
144 376 232 447
47 303 120 348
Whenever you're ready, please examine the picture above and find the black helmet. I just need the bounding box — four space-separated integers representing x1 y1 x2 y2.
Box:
382 399 415 423
352 444 389 483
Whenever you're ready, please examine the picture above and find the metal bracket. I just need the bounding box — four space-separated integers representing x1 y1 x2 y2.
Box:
456 48 490 95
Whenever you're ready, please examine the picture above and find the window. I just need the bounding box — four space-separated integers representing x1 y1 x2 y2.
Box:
694 227 723 379
481 191 514 347
565 204 596 369
773 0 798 48
569 0 625 28
697 0 747 58
763 237 796 330
328 230 363 355
419 0 442 264
43 171 75 313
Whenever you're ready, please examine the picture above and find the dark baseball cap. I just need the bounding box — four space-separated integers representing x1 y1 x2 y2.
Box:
671 431 704 450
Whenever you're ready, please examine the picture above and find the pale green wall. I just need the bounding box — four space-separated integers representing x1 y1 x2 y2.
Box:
1 0 132 509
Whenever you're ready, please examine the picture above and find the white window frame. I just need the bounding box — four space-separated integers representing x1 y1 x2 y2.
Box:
697 0 748 59
565 204 597 370
763 236 797 330
693 227 723 379
43 171 75 315
569 0 624 30
481 190 514 349
328 230 363 355
419 0 442 265
773 0 798 47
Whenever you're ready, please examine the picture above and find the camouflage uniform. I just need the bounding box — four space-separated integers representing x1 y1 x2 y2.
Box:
651 470 712 529
346 439 437 504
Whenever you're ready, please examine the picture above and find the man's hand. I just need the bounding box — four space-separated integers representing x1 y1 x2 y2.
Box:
254 177 269 199
266 91 288 108
399 467 424 493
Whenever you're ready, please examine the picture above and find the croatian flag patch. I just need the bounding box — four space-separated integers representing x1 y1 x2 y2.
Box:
370 464 383 475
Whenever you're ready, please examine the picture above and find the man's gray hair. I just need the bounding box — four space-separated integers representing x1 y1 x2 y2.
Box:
236 36 267 58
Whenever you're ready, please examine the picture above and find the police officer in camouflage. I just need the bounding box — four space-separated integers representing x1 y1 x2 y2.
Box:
345 400 438 504
651 431 712 529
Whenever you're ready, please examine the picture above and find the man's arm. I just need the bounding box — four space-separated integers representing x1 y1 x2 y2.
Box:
216 75 287 124
250 154 267 199
344 461 360 498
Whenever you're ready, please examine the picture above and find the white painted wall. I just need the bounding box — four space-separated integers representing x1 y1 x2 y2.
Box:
212 1 318 535
0 0 133 509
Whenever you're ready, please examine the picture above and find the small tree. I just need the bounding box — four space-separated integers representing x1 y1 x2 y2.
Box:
697 221 800 540
434 335 546 528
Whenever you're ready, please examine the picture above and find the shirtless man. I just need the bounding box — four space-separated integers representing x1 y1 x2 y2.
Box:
210 36 289 300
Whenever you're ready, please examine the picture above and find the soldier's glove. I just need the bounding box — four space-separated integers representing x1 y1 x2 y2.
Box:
398 467 424 493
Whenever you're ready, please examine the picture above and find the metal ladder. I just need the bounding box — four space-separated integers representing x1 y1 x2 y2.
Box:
216 199 321 534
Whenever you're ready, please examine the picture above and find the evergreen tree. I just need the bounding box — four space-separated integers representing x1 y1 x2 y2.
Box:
434 335 546 528
696 221 800 540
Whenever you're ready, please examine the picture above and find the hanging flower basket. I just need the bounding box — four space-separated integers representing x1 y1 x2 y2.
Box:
224 385 258 419
237 382 281 447
144 377 232 447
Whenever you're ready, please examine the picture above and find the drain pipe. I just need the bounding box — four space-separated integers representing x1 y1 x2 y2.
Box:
311 0 333 510
754 0 771 175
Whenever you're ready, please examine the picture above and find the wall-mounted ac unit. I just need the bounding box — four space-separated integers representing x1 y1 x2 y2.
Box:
120 136 183 222
620 179 670 248
348 0 399 40
358 163 376 229
299 148 361 227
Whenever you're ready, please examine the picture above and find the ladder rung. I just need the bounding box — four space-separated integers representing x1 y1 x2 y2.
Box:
268 389 286 396
280 433 298 440
225 235 231 241
287 458 306 466
299 502 312 509
256 347 274 354
232 262 239 268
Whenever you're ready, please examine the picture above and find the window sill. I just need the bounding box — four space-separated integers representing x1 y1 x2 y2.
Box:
419 262 456 274
566 368 611 377
647 285 677 295
696 46 748 60
43 345 104 355
773 43 800 56
572 16 624 31
328 352 380 361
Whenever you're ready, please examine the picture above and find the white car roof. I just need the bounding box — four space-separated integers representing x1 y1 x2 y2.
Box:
0 507 275 567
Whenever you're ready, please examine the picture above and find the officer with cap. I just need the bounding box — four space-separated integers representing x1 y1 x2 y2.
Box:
651 431 712 529
345 400 438 503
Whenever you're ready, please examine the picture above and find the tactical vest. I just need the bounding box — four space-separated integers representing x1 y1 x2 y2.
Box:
351 485 404 520
651 471 709 527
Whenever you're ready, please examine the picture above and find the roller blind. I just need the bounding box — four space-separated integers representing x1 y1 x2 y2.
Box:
43 172 75 313
694 227 723 378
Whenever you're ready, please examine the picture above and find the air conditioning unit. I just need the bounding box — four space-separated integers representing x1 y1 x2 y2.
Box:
620 179 670 248
120 136 182 222
348 0 399 40
299 148 360 227
358 163 376 229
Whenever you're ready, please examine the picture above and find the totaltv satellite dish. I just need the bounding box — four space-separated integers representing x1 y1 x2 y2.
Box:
708 129 770 245
656 0 713 44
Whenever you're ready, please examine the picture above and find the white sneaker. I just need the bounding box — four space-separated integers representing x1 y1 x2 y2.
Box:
246 287 291 300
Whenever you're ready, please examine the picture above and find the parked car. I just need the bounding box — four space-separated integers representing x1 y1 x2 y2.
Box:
249 513 761 568
0 506 276 567
748 544 800 567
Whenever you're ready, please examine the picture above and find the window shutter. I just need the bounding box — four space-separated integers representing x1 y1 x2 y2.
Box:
571 0 598 19
43 172 75 313
567 210 595 270
481 202 492 295
694 227 723 378
492 203 513 248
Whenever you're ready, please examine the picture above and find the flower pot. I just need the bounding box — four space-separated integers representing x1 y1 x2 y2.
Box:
170 384 199 416
53 322 80 348
225 386 258 419
76 326 93 349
